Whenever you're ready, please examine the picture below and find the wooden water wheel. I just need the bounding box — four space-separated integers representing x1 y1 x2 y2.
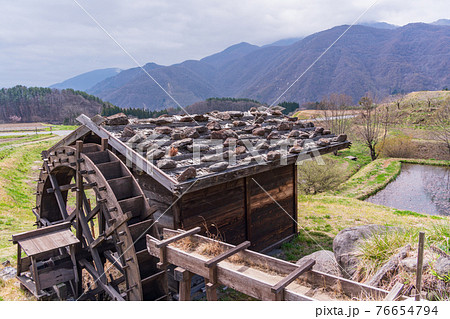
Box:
33 139 167 300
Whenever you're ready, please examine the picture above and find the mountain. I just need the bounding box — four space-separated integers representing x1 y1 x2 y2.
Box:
50 68 122 91
358 21 398 29
0 86 110 123
262 37 303 47
432 19 450 26
80 22 450 110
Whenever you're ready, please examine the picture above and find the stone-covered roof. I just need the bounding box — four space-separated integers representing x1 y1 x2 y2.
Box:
103 109 349 183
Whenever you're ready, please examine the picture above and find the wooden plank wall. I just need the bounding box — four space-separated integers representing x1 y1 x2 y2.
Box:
247 165 296 251
179 179 247 245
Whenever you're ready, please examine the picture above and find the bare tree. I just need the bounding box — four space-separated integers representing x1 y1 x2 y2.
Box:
319 93 353 135
433 103 450 157
356 94 386 161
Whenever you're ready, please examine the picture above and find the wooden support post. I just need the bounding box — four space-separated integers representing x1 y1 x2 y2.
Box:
75 141 84 296
271 259 315 301
384 282 404 301
174 267 191 301
101 138 108 151
415 231 425 301
69 245 79 298
31 256 40 294
204 279 218 301
16 245 22 276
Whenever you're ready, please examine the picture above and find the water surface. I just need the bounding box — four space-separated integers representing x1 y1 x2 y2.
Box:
366 164 450 216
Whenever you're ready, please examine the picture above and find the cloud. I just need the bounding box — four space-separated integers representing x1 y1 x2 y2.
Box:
0 0 447 87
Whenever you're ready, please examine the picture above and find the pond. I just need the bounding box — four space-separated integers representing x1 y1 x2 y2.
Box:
366 164 450 216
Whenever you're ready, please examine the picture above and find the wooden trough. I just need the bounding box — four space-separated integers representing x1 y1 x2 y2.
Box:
147 228 411 301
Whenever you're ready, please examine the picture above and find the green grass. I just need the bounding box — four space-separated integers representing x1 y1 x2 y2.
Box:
282 229 334 261
0 139 55 262
41 124 79 131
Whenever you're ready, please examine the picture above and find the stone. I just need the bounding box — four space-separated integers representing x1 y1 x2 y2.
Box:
345 156 357 161
147 149 165 161
126 132 146 145
266 150 281 161
400 257 430 273
210 129 238 140
155 117 172 125
235 146 246 155
157 159 177 169
155 126 172 135
295 121 305 128
207 121 222 131
179 116 194 122
193 114 209 122
252 127 266 136
233 120 246 127
194 126 208 134
309 132 318 139
171 131 185 140
323 129 331 135
264 125 275 133
434 257 450 278
271 110 283 116
171 138 193 149
228 111 244 118
201 153 226 162
184 127 200 139
277 122 293 131
289 146 303 154
315 127 325 134
209 162 229 172
287 116 297 122
296 250 341 277
332 134 348 143
316 138 331 147
223 137 243 147
267 131 280 140
186 144 209 152
333 225 393 279
306 121 315 128
177 167 197 182
0 266 17 281
106 113 129 126
288 130 300 138
215 112 231 121
295 139 305 147
256 142 270 150
121 126 136 138
255 116 265 124
299 132 310 139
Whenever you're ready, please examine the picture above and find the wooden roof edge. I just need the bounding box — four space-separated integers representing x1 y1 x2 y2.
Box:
43 115 106 157
174 141 351 194
76 114 178 192
12 221 73 244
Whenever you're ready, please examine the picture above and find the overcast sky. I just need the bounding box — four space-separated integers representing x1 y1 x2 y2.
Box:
0 0 448 88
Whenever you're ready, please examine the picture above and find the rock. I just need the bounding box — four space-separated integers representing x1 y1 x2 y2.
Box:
147 149 165 161
207 121 222 131
315 127 324 134
179 116 194 122
0 266 16 281
256 142 270 150
235 146 246 155
400 257 430 273
255 116 265 124
434 257 450 278
306 122 315 128
155 117 172 125
2 260 10 267
333 225 393 279
332 134 347 143
233 120 246 127
252 127 266 136
177 167 197 182
296 250 341 277
183 127 200 139
172 138 193 149
209 162 229 172
299 132 310 139
193 114 209 122
126 132 146 144
215 112 231 121
157 159 177 169
271 110 283 116
186 144 209 152
155 126 172 135
121 126 136 138
249 107 257 112
266 150 281 161
211 129 238 140
223 137 243 147
316 138 330 147
171 130 185 140
277 122 293 131
295 139 305 147
228 111 244 118
106 113 129 126
194 126 207 134
288 130 300 138
323 129 331 135
295 121 305 128
201 152 230 162
287 116 297 122
289 146 303 154
243 124 259 133
267 131 280 140
345 156 357 161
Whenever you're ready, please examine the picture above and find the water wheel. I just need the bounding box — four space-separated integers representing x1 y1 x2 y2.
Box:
33 139 167 300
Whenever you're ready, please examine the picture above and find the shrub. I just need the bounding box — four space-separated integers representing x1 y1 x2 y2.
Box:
377 134 416 158
297 158 345 194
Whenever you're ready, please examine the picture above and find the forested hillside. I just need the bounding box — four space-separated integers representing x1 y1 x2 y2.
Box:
0 86 111 124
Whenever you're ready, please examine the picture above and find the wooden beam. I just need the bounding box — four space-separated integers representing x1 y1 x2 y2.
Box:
76 114 176 191
205 241 250 268
155 227 201 248
12 222 72 243
271 259 315 300
174 267 191 301
415 231 425 301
